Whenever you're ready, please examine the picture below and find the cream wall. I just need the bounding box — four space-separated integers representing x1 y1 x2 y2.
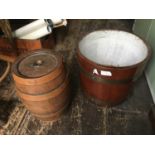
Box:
133 19 155 103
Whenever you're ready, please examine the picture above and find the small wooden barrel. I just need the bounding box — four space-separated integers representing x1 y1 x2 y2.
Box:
77 30 151 107
12 49 69 121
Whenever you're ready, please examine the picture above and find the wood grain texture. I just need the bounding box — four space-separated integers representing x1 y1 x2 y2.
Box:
0 19 154 134
12 50 69 121
0 38 42 62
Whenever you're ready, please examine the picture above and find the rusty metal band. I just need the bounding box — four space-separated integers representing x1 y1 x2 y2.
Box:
78 63 133 85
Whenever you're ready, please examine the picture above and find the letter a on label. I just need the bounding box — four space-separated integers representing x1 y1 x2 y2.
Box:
93 68 99 75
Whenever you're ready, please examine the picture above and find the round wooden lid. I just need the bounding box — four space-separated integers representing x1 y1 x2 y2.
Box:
13 49 62 78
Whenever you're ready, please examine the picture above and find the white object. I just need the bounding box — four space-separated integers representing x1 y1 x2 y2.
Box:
93 68 99 75
93 68 112 76
79 30 148 67
52 19 64 25
100 70 112 76
53 19 67 28
12 19 47 39
12 19 67 40
17 25 52 40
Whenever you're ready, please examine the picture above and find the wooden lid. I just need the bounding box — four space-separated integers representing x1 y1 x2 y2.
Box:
18 52 59 78
12 49 63 84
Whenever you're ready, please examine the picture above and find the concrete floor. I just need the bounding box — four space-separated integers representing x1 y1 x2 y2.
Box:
0 19 154 134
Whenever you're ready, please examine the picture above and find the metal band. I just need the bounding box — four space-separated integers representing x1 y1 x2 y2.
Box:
78 63 133 85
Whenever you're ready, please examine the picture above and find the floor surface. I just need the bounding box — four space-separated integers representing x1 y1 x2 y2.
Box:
0 19 154 135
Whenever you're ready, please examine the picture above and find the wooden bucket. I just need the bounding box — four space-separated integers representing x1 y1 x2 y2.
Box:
0 37 42 62
12 49 69 121
77 30 151 107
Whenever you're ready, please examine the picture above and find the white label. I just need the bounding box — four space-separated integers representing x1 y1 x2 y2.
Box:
93 68 112 76
100 70 112 76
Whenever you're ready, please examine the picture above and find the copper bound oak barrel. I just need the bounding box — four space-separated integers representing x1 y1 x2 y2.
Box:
12 49 69 121
77 30 151 107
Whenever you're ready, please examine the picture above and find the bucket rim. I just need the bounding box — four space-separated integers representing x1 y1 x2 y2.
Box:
78 29 152 69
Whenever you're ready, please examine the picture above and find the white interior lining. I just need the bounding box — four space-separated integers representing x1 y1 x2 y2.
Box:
79 31 148 67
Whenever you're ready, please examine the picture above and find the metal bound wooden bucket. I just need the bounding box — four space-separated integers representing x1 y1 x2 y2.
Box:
77 30 151 107
12 49 69 121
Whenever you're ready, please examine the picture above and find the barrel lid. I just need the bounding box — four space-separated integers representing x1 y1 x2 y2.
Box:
15 50 62 78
